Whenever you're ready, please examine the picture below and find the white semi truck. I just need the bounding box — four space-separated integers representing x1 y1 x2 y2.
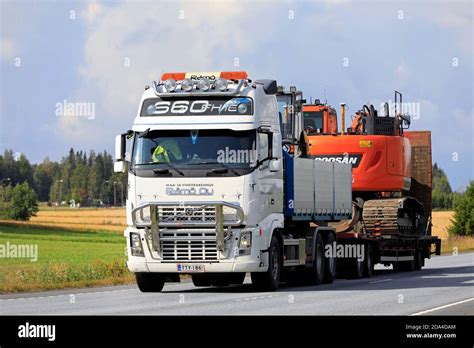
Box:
114 71 352 292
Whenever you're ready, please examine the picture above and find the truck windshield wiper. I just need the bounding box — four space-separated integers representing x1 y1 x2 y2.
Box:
138 128 151 138
143 162 184 176
188 161 240 176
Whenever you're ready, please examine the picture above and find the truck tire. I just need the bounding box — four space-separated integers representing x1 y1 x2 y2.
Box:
348 255 363 279
192 275 213 287
135 273 165 292
364 243 374 278
303 233 325 285
393 252 416 272
414 248 424 271
251 236 281 291
323 233 336 284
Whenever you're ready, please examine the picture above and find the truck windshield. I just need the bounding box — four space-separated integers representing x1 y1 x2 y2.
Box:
132 129 257 170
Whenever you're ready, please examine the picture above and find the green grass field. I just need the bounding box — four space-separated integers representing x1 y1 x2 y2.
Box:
0 225 133 293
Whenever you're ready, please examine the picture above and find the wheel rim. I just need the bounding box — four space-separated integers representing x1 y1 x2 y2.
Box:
271 245 279 280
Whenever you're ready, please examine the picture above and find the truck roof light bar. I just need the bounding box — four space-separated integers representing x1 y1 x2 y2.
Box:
161 71 248 81
156 71 249 95
152 79 246 97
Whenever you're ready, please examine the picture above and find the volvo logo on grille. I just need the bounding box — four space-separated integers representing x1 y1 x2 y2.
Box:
185 208 194 216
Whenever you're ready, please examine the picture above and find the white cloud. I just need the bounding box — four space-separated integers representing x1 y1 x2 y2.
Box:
82 2 104 22
62 0 280 142
394 63 410 82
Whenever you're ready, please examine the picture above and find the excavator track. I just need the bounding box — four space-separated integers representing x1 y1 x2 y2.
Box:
362 198 423 236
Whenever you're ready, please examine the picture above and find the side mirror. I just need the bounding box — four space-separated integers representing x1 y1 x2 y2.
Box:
269 158 281 172
115 134 126 161
114 161 128 173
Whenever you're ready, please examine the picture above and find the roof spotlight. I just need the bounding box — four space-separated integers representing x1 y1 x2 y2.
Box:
216 78 228 91
164 79 177 92
181 78 194 92
197 79 211 91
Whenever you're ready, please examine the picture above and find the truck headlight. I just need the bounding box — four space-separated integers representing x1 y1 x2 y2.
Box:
130 232 144 257
239 231 252 255
134 206 151 226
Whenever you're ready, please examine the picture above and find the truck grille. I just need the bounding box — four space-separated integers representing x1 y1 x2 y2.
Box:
159 229 218 262
132 202 243 228
159 206 216 224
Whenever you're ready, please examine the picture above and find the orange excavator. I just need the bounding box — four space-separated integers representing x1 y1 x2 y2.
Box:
303 92 440 276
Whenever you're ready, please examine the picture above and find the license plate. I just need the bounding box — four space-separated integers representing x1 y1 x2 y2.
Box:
176 264 205 272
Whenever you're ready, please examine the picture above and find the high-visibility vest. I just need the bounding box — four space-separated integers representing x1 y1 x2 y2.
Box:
151 145 170 163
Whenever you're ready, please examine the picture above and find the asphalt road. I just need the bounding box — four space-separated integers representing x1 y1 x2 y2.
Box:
1 252 473 315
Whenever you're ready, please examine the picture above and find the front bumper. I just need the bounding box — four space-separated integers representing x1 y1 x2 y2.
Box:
127 259 263 273
125 226 268 274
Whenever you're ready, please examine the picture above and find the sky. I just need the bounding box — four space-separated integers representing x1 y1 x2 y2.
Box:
0 0 472 190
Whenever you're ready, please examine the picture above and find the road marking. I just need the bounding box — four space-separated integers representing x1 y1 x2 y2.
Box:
0 288 136 302
369 279 392 284
235 294 279 302
411 297 474 316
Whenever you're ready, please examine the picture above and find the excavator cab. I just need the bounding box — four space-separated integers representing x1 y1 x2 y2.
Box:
302 101 338 135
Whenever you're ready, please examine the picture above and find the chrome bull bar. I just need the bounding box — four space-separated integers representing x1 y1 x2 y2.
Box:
131 201 244 252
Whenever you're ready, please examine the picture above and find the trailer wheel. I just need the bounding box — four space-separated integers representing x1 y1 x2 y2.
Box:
251 236 281 291
364 243 374 278
347 254 363 279
135 273 165 292
414 248 424 271
393 252 416 272
192 275 213 287
323 233 336 284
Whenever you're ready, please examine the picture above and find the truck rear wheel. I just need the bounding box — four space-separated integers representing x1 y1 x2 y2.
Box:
302 233 325 285
251 236 281 291
323 233 336 284
136 273 165 292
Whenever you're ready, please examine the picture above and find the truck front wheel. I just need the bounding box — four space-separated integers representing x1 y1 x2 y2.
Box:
251 236 281 291
135 273 165 292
